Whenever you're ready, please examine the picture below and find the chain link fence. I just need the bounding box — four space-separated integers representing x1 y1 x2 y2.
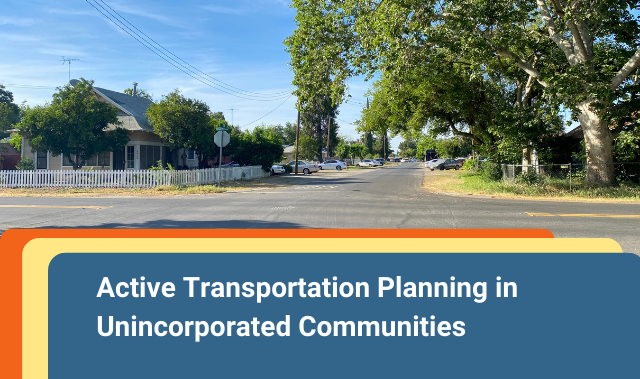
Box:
498 162 640 190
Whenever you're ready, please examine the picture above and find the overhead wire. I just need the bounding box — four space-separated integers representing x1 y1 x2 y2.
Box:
242 95 294 128
0 83 58 89
86 0 292 102
95 0 294 98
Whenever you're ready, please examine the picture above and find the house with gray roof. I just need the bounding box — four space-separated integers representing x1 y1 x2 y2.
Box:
21 80 177 171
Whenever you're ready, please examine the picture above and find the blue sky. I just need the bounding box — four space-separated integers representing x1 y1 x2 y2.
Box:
0 0 402 150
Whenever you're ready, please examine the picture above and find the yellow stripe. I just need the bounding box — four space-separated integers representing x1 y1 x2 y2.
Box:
527 212 640 218
0 205 111 209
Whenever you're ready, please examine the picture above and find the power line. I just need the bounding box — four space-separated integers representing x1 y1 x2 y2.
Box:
96 0 294 99
0 83 58 89
242 95 294 128
86 0 292 102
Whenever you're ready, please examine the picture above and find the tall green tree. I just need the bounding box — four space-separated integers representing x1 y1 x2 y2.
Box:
17 79 128 170
225 126 284 170
286 0 640 186
0 85 20 132
146 90 216 168
300 92 340 160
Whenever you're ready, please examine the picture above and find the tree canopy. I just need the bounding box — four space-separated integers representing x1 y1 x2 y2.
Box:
286 0 640 185
146 90 217 168
17 79 128 170
0 85 20 132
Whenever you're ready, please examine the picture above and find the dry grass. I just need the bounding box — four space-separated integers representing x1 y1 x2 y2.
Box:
423 170 640 203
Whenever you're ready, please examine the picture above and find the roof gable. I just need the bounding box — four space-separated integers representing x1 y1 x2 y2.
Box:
69 79 154 131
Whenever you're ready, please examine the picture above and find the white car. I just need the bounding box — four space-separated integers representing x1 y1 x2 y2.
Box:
425 159 444 169
287 161 319 174
318 160 347 171
401 158 409 162
357 159 381 167
270 165 285 175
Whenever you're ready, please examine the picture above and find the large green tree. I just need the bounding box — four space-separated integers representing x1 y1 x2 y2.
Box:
286 0 640 186
0 85 20 132
17 79 128 170
225 126 284 171
146 90 216 168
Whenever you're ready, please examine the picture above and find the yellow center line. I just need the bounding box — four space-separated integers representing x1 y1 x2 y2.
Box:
527 212 640 218
0 205 112 210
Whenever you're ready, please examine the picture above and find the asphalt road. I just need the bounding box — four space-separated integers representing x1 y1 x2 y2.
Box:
1 163 639 254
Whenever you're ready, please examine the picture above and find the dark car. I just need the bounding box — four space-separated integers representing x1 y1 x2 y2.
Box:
434 159 462 171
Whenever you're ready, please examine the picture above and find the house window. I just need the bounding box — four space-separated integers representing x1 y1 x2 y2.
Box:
126 146 135 169
140 145 161 169
187 150 196 160
97 151 110 167
35 151 47 170
62 152 110 167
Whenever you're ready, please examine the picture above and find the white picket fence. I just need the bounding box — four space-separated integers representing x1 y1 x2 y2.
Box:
0 166 269 188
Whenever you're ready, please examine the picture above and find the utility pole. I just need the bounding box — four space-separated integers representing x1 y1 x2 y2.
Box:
61 57 80 82
383 131 387 161
326 117 332 161
227 108 236 127
294 108 300 175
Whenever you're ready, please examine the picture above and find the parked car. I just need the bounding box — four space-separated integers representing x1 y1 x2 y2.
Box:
425 159 446 170
373 158 385 166
400 158 409 162
319 160 347 170
410 158 417 162
426 158 462 171
357 159 381 167
222 161 240 167
454 157 467 165
270 164 285 175
287 161 319 174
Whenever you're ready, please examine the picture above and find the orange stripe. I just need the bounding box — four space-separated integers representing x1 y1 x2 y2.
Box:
0 228 553 378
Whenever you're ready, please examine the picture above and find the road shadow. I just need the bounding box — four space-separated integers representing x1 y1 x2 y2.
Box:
20 219 307 230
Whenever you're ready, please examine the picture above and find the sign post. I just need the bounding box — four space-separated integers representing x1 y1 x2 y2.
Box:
214 124 231 186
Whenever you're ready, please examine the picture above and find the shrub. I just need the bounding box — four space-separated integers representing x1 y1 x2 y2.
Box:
515 170 546 186
480 162 503 181
283 164 293 174
463 158 478 172
16 156 35 170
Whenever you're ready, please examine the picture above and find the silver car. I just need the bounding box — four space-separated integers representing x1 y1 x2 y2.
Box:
287 161 319 174
270 165 285 175
357 159 381 167
319 160 347 170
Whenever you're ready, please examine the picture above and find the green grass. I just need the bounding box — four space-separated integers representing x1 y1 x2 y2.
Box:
453 172 640 200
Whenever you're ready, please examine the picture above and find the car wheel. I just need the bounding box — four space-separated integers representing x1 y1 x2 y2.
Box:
336 165 342 171
455 165 460 170
430 168 434 171
303 168 310 175
319 166 323 170
270 169 275 176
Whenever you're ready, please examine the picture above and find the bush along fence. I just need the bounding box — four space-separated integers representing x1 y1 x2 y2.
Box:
497 162 640 191
0 166 269 189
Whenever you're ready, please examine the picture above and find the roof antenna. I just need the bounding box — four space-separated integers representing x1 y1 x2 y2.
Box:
61 56 81 83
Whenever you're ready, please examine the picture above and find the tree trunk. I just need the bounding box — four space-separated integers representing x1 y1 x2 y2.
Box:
577 100 615 186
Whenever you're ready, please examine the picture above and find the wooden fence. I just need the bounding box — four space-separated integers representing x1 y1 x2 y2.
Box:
0 166 268 188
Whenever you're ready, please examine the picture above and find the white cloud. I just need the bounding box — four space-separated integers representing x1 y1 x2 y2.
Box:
0 16 37 27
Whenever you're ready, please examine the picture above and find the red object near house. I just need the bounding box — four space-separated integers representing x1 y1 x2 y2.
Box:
0 143 20 170
207 155 233 167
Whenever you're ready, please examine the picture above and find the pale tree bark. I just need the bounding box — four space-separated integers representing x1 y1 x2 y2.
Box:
577 100 614 185
533 0 640 186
